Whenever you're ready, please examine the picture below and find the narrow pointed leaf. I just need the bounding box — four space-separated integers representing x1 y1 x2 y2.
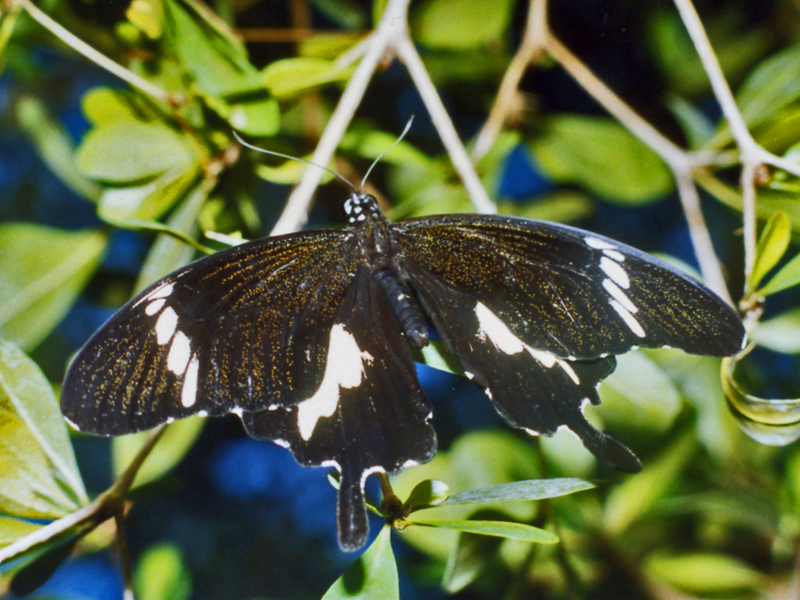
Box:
758 251 800 296
445 478 594 505
407 519 558 543
752 211 791 291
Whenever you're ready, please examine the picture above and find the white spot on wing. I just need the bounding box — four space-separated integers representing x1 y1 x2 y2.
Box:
609 299 646 337
600 256 630 289
155 307 178 345
603 249 625 262
296 324 374 441
585 236 615 250
134 281 175 307
360 466 386 489
181 356 199 407
145 298 166 316
475 302 580 384
167 330 192 374
602 278 638 313
401 459 419 468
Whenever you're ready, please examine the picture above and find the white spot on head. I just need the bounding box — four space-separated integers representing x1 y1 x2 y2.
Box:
145 298 166 316
296 324 374 440
600 256 630 289
609 299 646 337
155 307 178 345
602 278 638 313
167 331 192 375
585 236 615 250
353 205 362 214
181 356 199 407
356 213 366 221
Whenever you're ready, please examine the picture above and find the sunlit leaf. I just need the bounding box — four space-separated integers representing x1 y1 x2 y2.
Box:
0 341 87 519
321 525 398 600
77 121 195 184
736 43 800 131
127 0 164 39
411 0 515 50
134 180 211 292
404 479 449 510
262 57 355 99
0 225 107 351
752 211 791 292
644 552 763 593
225 96 280 137
407 519 558 544
750 307 800 354
529 115 674 205
134 543 192 600
596 352 682 433
412 339 463 376
340 127 433 169
757 251 800 296
113 417 205 489
82 87 142 126
441 532 501 593
0 516 43 549
603 432 695 534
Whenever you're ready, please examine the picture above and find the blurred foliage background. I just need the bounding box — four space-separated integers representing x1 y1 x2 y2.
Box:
2 0 800 598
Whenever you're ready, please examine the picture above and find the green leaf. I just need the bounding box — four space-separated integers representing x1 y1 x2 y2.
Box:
164 0 262 97
225 96 280 137
411 0 515 50
751 211 791 292
255 155 336 186
134 180 211 292
98 166 200 225
127 0 164 39
496 191 595 224
750 307 800 354
77 121 195 184
0 516 43 549
412 339 463 376
736 43 800 131
596 351 682 433
441 532 501 594
16 96 102 202
390 430 540 561
644 552 763 593
445 478 595 505
529 115 674 205
134 543 192 600
0 341 88 519
321 525 399 600
340 127 433 169
603 432 695 534
757 251 800 296
666 95 715 149
82 88 142 127
262 57 355 99
407 519 558 544
0 225 107 351
311 0 366 29
113 417 205 489
404 479 449 510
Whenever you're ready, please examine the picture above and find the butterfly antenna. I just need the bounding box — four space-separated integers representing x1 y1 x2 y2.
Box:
232 131 358 195
360 116 415 191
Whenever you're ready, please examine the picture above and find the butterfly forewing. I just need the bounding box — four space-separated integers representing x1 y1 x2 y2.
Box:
242 264 436 550
61 230 359 435
396 215 745 359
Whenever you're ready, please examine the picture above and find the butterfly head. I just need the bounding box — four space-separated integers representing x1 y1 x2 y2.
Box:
343 193 382 225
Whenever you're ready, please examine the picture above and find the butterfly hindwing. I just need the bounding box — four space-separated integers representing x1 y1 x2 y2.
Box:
242 264 436 550
61 230 360 435
396 215 745 360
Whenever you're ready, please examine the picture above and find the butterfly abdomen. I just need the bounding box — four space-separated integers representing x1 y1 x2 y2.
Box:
374 267 429 349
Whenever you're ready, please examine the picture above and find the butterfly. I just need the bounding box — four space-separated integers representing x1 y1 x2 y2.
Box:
61 187 745 551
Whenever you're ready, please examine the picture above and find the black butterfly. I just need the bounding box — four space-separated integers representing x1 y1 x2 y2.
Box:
61 191 745 551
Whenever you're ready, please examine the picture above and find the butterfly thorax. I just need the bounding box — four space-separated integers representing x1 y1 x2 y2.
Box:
345 193 429 350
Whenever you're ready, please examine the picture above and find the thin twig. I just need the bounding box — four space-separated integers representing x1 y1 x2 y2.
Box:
115 512 135 600
396 36 495 214
269 0 412 235
740 160 758 293
471 0 548 162
18 0 175 105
